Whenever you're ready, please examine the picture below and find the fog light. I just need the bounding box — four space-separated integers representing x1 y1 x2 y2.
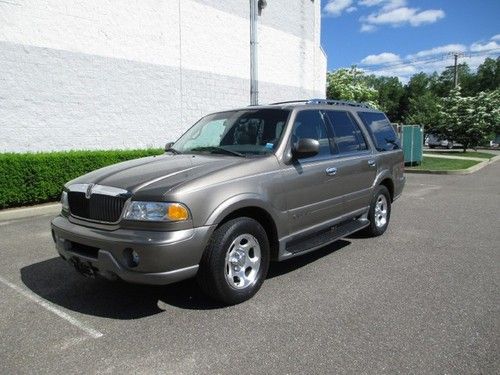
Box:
131 250 139 265
124 248 140 268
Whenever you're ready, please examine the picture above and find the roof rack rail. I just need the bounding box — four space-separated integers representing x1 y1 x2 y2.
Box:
269 100 310 105
306 99 372 108
269 98 372 109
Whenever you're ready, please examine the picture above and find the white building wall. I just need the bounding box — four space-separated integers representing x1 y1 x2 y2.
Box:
0 0 326 152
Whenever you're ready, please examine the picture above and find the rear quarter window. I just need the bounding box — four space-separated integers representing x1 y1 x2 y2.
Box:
358 112 400 151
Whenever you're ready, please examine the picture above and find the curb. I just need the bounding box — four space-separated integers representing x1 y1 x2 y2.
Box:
0 202 60 222
405 159 493 175
422 154 487 162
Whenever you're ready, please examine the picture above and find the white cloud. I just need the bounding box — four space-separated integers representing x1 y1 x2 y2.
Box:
408 9 446 26
346 6 357 13
470 41 500 52
380 0 408 11
367 65 417 83
361 52 401 65
359 0 408 11
407 44 467 59
360 23 376 32
357 1 444 31
362 7 445 27
491 34 500 42
358 0 385 6
324 0 354 17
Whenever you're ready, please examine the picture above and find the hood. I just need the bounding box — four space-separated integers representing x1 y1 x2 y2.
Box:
67 154 243 194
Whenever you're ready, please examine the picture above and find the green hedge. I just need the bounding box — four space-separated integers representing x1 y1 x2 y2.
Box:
0 149 163 209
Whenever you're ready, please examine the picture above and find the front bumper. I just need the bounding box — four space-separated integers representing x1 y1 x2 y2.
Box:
51 215 215 285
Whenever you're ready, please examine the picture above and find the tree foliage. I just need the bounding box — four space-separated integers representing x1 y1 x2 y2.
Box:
326 67 378 108
405 92 441 128
326 57 500 149
366 75 405 122
436 87 500 151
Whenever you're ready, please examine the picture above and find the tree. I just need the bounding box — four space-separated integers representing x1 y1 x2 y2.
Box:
400 72 433 121
366 75 405 122
326 67 378 108
437 86 499 152
405 92 441 129
431 63 475 97
475 57 500 93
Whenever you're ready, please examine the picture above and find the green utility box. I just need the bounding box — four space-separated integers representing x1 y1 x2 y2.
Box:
401 125 423 166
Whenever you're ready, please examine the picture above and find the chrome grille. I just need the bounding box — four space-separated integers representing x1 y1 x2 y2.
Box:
68 192 128 223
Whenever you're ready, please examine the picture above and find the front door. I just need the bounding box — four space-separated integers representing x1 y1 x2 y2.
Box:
281 109 345 235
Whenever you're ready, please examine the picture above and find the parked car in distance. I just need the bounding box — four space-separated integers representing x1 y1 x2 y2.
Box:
489 134 500 148
51 99 405 304
425 133 462 149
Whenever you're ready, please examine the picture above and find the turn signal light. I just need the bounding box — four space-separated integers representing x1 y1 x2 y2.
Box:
167 203 189 221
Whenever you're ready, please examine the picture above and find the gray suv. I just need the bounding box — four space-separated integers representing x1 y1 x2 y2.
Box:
51 99 405 304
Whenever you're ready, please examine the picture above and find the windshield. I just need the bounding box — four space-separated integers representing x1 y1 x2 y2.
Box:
172 109 290 156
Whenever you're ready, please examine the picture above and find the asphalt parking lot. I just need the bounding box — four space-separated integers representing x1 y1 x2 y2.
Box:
1 163 499 374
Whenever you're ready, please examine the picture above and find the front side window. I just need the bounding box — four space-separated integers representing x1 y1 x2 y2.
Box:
173 109 290 156
291 110 332 159
358 112 400 151
325 111 367 154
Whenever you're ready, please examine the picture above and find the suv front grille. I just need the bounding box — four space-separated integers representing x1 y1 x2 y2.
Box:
68 192 128 223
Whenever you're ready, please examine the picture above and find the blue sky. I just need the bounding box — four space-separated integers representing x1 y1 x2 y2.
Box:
321 0 500 81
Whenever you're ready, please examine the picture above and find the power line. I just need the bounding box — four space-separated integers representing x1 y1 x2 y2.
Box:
359 49 500 72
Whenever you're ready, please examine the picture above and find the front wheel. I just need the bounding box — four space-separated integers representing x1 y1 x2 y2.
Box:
197 217 270 305
362 185 391 237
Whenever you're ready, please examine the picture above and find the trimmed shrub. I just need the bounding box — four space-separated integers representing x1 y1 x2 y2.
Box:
0 149 163 209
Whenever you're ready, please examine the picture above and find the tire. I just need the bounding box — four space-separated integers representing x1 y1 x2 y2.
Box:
429 145 435 149
197 217 270 305
362 185 391 237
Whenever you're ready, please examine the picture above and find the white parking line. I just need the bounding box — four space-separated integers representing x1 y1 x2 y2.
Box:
0 275 103 339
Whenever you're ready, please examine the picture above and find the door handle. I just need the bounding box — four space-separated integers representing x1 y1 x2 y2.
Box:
325 167 337 176
368 159 376 167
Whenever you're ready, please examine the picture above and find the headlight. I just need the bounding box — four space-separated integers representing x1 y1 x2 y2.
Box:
60 191 69 212
124 202 189 222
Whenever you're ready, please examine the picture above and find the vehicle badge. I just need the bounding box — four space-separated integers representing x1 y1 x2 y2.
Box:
85 183 95 199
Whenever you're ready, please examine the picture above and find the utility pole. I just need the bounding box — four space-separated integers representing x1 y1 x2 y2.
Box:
449 52 464 88
453 53 459 88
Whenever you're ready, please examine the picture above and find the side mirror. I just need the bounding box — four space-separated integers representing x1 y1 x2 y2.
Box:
292 138 320 159
164 142 175 152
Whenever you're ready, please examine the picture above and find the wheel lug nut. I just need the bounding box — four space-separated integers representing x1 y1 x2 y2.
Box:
234 266 240 272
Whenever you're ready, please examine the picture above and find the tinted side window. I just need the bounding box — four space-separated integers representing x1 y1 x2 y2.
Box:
358 112 400 151
325 111 367 154
292 110 331 158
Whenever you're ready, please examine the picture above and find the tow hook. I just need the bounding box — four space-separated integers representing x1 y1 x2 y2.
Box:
69 257 96 278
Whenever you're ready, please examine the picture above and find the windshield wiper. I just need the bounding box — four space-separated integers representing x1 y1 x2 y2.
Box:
189 146 245 157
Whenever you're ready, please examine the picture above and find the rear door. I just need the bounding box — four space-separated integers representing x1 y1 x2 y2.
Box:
323 110 377 214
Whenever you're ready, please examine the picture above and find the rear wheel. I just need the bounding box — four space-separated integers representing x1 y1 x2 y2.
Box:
363 185 391 237
197 217 270 305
